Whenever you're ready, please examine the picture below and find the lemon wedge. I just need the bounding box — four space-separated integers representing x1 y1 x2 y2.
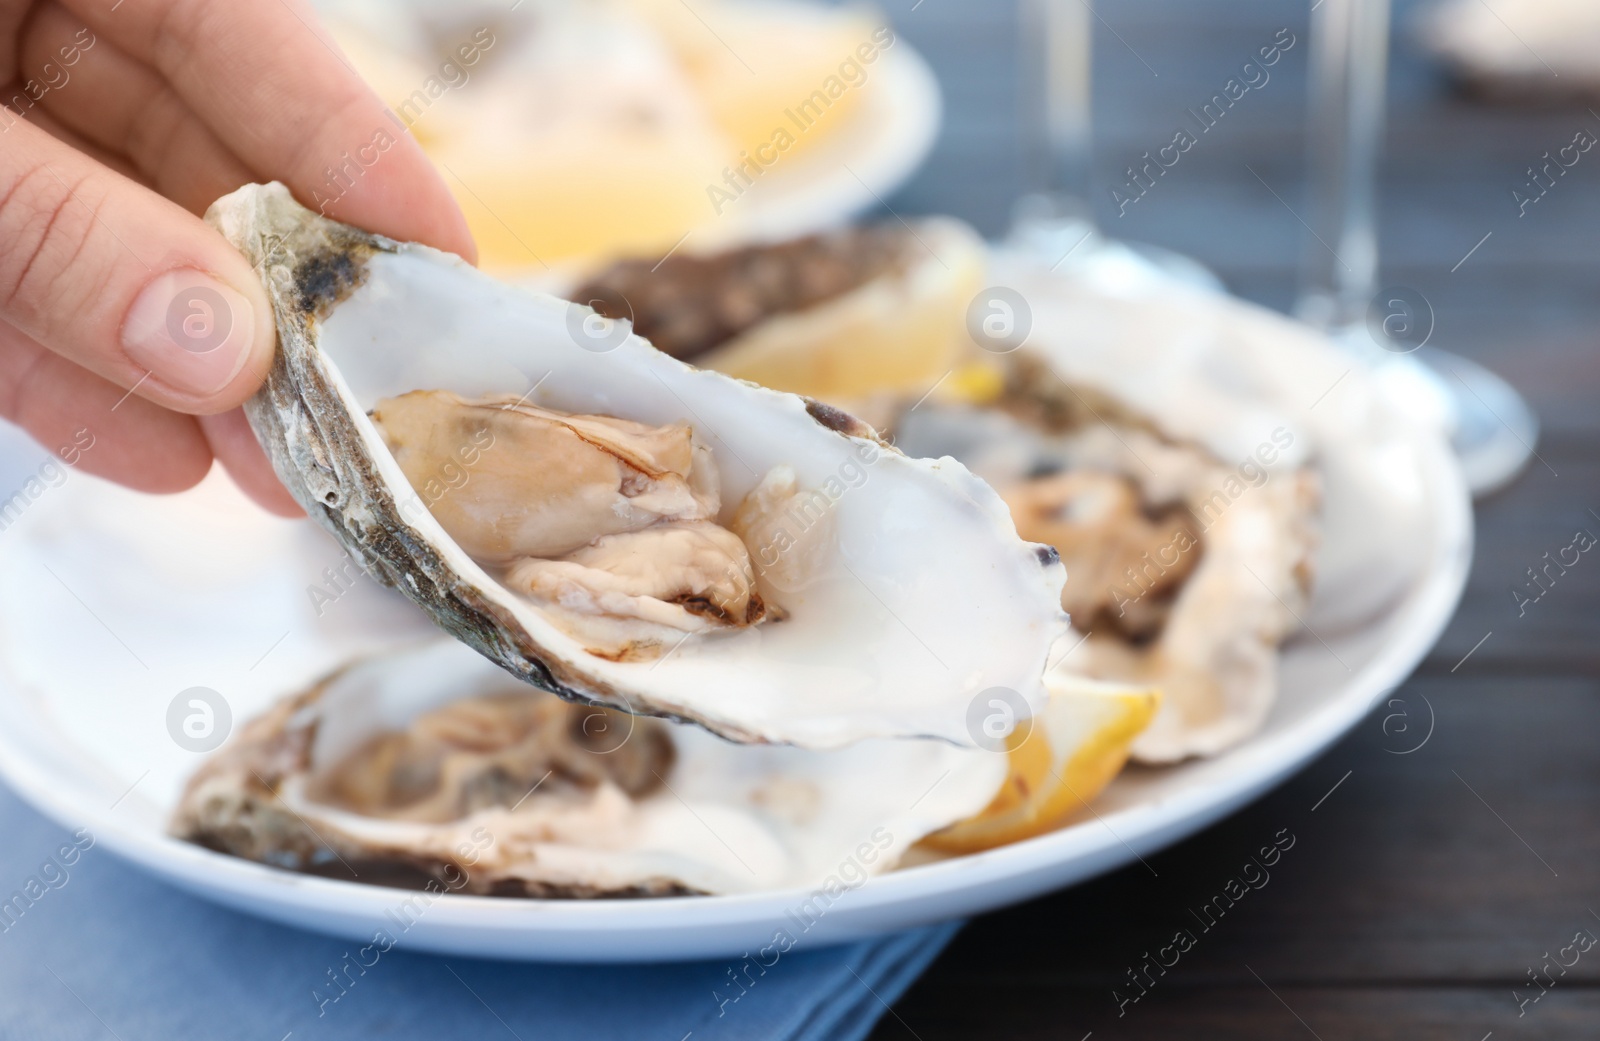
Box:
921 674 1160 854
701 219 987 403
939 358 1008 407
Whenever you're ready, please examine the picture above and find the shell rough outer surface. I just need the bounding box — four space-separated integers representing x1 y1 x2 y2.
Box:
208 183 1068 749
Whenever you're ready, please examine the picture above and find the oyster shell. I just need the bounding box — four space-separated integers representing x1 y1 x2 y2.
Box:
209 183 1066 749
172 640 1007 896
895 353 1319 763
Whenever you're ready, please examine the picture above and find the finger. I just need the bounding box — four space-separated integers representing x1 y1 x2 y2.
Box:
200 408 302 517
0 321 212 493
61 0 476 261
0 115 275 415
19 4 253 214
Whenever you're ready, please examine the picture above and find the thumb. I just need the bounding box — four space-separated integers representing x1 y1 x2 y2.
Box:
0 117 274 416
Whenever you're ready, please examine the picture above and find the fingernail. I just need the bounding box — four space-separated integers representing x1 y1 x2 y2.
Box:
122 269 255 395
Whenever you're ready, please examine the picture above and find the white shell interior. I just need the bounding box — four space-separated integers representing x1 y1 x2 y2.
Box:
313 245 1066 748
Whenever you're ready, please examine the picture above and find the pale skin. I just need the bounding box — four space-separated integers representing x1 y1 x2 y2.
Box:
0 0 476 516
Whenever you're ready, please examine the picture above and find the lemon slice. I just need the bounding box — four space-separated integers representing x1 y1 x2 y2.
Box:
921 674 1160 854
701 219 987 403
437 131 726 270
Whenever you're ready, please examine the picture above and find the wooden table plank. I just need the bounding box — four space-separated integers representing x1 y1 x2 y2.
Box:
874 987 1600 1041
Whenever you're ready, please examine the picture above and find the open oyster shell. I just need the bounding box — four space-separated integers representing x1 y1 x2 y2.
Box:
208 183 1067 749
172 640 1007 896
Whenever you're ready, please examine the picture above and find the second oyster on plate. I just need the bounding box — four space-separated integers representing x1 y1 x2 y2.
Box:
175 640 1008 896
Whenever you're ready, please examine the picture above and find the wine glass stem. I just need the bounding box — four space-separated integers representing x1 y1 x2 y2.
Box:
1298 0 1390 330
1020 0 1094 205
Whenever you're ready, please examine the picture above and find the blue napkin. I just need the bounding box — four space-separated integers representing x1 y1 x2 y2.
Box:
0 784 957 1041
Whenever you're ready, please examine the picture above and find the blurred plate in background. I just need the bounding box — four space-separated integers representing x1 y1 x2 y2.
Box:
316 0 941 272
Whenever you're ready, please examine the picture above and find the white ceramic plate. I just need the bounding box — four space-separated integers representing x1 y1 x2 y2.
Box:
0 277 1471 963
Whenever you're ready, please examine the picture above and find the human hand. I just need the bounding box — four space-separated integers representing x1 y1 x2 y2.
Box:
0 0 475 516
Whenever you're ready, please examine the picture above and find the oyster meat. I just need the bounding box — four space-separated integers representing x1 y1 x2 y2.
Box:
209 183 1066 749
369 389 769 654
